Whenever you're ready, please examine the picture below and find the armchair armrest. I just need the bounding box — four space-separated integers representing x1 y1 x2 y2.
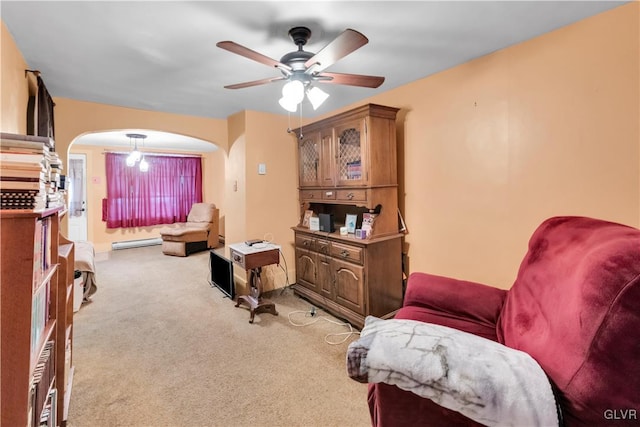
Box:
401 272 507 331
348 317 559 427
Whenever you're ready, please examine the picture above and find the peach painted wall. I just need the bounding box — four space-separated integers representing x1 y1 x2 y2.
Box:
320 2 638 288
69 143 225 253
244 110 298 292
0 21 32 134
223 110 297 293
224 111 247 250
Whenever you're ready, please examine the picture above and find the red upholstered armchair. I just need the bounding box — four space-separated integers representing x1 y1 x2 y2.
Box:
363 216 640 426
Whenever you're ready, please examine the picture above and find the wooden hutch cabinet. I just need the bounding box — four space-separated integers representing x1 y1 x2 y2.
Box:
292 104 403 329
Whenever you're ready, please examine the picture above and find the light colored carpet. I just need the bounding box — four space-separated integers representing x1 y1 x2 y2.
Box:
67 245 371 427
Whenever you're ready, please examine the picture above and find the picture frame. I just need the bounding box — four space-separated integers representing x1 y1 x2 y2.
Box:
362 213 377 238
345 214 357 233
302 210 313 228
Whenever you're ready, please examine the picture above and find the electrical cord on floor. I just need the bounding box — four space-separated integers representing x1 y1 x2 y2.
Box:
277 248 293 295
287 309 360 345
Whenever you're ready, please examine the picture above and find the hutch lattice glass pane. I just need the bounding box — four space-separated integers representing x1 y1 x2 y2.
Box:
338 128 361 181
300 136 320 185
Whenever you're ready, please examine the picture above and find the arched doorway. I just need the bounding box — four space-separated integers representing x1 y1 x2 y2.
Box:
66 129 221 246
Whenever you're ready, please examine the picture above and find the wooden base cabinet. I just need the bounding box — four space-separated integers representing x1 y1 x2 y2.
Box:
293 229 403 329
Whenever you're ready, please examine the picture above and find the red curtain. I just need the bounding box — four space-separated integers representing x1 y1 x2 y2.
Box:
105 153 202 229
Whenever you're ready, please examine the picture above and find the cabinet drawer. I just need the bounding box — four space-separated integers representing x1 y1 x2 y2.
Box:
336 189 367 202
299 190 323 201
295 235 330 254
299 189 337 202
296 235 316 251
230 247 279 270
230 249 246 268
330 242 363 265
321 189 337 200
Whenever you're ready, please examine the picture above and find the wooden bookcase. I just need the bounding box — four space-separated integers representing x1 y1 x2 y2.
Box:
57 232 75 424
1 206 75 426
292 104 404 329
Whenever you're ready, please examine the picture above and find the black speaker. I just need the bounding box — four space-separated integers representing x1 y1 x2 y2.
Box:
319 213 335 232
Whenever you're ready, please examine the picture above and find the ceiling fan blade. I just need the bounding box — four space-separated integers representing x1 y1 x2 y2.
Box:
316 72 385 88
224 76 286 90
217 41 291 71
304 29 369 73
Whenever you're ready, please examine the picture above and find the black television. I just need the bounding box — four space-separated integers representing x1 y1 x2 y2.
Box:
209 250 235 299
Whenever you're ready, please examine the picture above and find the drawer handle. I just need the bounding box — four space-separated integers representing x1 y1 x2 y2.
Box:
308 193 314 198
303 241 309 246
340 250 350 258
347 192 354 200
325 191 333 197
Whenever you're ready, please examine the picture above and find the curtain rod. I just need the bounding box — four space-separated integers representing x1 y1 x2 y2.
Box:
102 150 202 158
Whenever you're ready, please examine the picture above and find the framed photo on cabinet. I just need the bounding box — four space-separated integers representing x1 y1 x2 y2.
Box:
302 210 314 228
345 214 357 233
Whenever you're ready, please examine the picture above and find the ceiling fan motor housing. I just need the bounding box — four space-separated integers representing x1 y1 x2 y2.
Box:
288 26 312 47
280 27 315 72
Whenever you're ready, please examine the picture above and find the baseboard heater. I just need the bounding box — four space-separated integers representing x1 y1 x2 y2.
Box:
111 237 162 250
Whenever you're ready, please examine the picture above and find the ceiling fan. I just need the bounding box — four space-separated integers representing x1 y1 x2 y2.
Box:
216 26 385 112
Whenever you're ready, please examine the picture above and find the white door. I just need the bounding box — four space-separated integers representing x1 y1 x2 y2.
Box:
68 154 88 242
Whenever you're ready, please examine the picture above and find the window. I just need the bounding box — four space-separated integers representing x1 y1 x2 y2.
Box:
104 153 202 228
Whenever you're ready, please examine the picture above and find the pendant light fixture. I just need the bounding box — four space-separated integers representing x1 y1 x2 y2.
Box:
125 133 149 172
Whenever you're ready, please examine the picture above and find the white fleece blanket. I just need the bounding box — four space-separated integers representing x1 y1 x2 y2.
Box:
74 240 98 299
347 316 559 427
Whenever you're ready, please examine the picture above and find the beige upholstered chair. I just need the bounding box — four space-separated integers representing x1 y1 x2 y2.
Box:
159 203 220 256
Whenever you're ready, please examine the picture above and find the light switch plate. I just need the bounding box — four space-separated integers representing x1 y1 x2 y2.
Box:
258 163 267 175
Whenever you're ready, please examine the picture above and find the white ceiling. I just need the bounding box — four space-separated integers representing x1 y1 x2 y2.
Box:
1 1 627 150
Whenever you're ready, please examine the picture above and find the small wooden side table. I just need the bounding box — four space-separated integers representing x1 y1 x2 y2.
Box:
229 242 280 323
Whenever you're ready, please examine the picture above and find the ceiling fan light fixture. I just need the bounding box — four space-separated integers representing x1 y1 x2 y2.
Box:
279 96 299 113
281 79 305 104
306 86 329 110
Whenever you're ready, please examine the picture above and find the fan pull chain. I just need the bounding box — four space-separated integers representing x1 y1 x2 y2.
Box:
298 101 304 140
285 103 304 140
